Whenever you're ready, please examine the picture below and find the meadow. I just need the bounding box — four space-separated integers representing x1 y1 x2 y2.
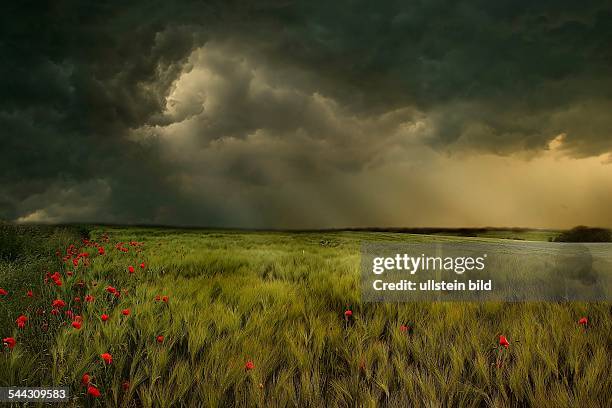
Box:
0 224 610 407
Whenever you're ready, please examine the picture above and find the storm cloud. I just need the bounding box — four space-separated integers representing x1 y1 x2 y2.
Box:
1 1 611 227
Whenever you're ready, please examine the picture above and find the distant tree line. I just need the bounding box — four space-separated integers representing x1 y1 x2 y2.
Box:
554 226 612 243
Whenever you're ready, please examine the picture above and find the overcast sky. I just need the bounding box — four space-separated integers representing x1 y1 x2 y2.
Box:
2 1 611 228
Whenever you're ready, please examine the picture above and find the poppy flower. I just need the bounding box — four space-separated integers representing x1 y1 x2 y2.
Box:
122 380 130 391
162 296 169 303
16 315 28 329
27 290 33 297
128 266 135 274
499 335 510 349
400 325 409 333
72 321 82 329
52 299 66 308
74 315 83 322
156 335 164 343
81 373 90 385
85 295 94 303
101 314 109 322
65 310 74 319
578 317 588 326
245 360 255 371
3 337 16 349
87 385 101 397
74 296 81 303
98 247 105 255
66 271 73 277
113 291 121 298
0 288 7 296
121 309 130 316
100 353 112 364
106 286 117 294
140 262 145 269
344 309 353 318
154 295 161 302
51 308 60 316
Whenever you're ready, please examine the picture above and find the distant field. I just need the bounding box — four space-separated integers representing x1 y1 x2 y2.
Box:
0 225 610 407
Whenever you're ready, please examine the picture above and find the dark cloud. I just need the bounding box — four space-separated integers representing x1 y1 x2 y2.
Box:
1 1 611 227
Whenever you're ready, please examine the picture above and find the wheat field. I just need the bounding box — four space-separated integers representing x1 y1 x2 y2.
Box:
0 224 610 407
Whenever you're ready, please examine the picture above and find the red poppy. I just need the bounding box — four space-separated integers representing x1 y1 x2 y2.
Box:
74 296 81 303
51 308 60 316
114 291 121 298
140 262 145 269
106 286 117 294
156 335 164 343
499 335 510 349
74 315 83 322
87 385 101 397
98 247 105 255
101 314 109 322
578 317 588 326
154 295 161 301
128 266 135 274
27 290 33 297
82 373 90 385
100 353 112 364
162 296 169 303
122 380 130 391
400 325 409 333
66 310 74 319
52 299 66 308
72 321 82 329
66 271 73 277
121 309 130 316
245 360 255 371
85 295 94 302
0 288 7 296
16 315 28 329
344 309 353 318
3 337 16 349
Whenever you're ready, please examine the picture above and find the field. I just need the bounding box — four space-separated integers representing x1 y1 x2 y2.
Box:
0 224 610 407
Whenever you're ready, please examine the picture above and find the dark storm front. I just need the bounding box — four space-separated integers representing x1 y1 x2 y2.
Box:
361 242 612 302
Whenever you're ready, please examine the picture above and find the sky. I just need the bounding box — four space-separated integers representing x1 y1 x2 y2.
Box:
1 1 611 229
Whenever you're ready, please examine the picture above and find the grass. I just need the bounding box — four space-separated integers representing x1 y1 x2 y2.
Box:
0 224 610 407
